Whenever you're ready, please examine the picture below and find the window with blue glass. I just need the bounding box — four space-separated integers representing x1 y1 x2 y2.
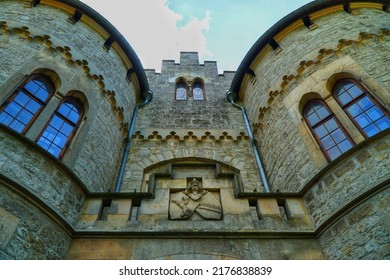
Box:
193 81 205 100
175 80 187 100
36 97 83 159
333 79 390 138
303 100 354 161
0 75 54 134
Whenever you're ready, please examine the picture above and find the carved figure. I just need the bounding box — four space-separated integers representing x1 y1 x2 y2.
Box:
170 178 222 220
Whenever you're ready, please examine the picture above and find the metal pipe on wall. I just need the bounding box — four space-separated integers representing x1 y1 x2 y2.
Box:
226 91 270 192
115 91 153 192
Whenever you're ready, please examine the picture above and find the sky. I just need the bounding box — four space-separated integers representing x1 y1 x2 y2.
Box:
80 0 313 73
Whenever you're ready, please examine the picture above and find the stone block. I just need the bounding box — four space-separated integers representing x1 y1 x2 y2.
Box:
107 199 132 215
220 188 250 215
259 239 325 260
203 178 231 189
257 198 280 218
66 239 133 260
106 214 131 225
80 198 102 215
0 207 20 247
285 198 308 216
76 215 98 229
163 179 186 189
139 189 169 215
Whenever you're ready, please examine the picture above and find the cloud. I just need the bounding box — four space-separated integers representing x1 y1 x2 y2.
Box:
80 0 211 72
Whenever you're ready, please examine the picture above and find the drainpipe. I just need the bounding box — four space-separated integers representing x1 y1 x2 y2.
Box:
226 91 270 192
115 90 153 192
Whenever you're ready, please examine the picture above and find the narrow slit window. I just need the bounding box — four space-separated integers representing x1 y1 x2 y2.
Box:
0 75 54 134
333 79 390 138
36 97 83 159
303 100 354 161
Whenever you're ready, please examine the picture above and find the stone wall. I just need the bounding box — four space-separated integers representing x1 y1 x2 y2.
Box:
138 54 242 131
0 127 85 224
123 52 262 192
122 133 263 192
318 188 390 259
258 99 317 192
67 238 324 260
0 184 72 259
242 8 390 192
0 1 140 192
305 133 390 227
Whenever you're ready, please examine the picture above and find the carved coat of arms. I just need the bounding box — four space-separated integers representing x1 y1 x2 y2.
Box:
169 178 222 220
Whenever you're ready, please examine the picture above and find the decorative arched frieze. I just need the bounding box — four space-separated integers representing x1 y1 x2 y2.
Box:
252 28 390 134
0 22 132 137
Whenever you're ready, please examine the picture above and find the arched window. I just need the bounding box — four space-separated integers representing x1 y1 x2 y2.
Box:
36 97 84 159
303 100 354 161
193 81 205 100
0 75 54 133
175 80 187 100
333 79 390 138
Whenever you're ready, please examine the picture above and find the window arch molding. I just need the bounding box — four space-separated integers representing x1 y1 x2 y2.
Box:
332 78 390 138
175 77 188 100
0 73 57 134
192 78 205 101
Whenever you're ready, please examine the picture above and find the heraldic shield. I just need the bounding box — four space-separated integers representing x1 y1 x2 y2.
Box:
169 178 222 220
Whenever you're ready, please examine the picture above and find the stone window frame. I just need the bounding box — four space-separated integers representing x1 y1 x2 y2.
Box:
175 77 206 101
175 78 188 101
35 96 85 159
332 78 390 139
0 74 55 134
302 99 355 162
192 78 206 101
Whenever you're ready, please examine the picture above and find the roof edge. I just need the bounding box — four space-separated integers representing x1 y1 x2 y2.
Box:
53 0 150 98
229 0 388 100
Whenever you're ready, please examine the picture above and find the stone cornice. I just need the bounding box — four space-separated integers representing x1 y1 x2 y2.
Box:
230 0 389 99
132 131 251 143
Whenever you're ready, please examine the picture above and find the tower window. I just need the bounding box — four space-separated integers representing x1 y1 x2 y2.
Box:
193 81 205 100
0 75 54 134
333 79 390 138
175 81 187 100
36 97 84 159
303 100 354 161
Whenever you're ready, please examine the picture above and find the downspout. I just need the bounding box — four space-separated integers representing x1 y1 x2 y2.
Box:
115 90 153 192
226 91 270 192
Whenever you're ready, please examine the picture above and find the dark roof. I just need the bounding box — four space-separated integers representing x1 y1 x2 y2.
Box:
229 0 389 101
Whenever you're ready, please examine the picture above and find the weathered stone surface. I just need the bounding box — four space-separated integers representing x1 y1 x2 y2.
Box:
0 1 389 261
0 208 19 248
0 129 84 224
0 1 136 193
305 135 390 228
318 188 390 260
259 239 325 260
0 184 71 259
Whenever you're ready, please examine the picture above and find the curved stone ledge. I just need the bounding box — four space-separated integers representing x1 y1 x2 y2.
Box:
0 125 86 224
302 131 390 228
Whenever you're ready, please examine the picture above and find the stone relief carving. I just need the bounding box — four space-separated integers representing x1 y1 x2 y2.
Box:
170 178 222 220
